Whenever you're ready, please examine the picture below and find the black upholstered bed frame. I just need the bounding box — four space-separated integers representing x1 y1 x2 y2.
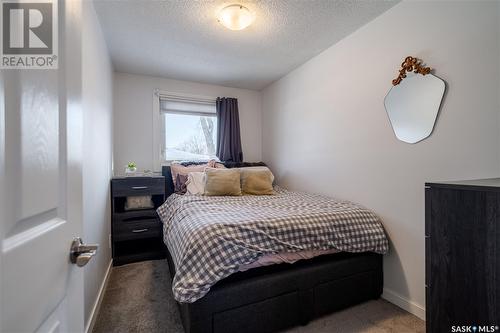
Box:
161 164 383 333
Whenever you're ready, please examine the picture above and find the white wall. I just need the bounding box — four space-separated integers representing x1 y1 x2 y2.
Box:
82 1 113 329
113 72 262 174
262 0 500 319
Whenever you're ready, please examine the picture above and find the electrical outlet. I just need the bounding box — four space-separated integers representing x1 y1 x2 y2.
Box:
108 234 112 249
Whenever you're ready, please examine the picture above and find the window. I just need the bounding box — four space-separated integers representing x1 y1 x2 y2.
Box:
163 113 217 161
159 95 218 161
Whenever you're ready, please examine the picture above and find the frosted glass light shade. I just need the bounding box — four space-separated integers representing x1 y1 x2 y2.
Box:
218 5 254 31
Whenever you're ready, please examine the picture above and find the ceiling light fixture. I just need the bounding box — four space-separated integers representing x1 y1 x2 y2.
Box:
217 4 254 31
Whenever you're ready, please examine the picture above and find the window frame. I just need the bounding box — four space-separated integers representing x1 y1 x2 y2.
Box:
152 89 217 171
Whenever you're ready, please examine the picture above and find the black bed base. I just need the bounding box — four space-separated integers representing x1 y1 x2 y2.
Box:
166 251 383 333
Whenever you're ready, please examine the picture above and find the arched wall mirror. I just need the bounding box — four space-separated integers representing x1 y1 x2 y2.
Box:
384 56 446 144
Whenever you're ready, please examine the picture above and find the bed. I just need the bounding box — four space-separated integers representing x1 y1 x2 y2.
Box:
160 164 388 333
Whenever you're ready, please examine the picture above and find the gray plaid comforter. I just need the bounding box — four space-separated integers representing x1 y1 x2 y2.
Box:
157 187 388 303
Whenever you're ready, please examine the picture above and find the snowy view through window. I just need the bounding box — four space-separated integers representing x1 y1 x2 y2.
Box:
164 113 217 161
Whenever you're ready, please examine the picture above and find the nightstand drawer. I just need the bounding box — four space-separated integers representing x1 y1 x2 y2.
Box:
113 219 162 241
113 210 157 223
112 177 164 197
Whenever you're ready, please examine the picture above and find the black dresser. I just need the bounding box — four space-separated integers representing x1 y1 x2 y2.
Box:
111 176 166 266
425 179 500 332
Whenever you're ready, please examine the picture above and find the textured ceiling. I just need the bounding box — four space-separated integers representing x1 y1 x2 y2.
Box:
94 0 399 90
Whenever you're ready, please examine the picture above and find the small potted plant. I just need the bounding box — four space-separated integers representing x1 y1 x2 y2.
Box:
125 162 137 174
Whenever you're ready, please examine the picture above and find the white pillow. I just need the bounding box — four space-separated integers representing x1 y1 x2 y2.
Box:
238 166 275 183
186 172 206 195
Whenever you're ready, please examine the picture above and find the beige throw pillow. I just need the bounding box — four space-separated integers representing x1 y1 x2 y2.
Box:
204 168 242 196
240 169 274 195
239 166 275 182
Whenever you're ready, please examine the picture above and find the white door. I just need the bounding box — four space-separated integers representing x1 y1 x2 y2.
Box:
1 1 91 332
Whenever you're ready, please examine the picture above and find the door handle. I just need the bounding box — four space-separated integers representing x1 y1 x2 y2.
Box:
70 237 98 267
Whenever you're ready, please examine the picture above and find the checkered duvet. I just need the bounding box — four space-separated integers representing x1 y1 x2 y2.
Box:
157 186 388 303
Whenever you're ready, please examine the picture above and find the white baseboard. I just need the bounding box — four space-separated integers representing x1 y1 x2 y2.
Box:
85 260 113 333
382 288 426 321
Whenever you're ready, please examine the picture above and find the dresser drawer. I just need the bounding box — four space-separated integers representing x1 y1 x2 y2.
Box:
113 218 162 241
112 177 165 197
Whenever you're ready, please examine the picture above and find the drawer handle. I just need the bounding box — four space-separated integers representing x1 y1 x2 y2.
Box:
132 228 148 233
131 186 148 190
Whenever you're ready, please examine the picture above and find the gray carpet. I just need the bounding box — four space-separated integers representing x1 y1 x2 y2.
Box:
93 260 425 333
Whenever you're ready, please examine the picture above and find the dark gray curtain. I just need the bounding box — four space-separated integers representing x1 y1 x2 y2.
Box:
216 97 243 162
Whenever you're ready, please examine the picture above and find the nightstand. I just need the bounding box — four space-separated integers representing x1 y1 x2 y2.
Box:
111 176 166 266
